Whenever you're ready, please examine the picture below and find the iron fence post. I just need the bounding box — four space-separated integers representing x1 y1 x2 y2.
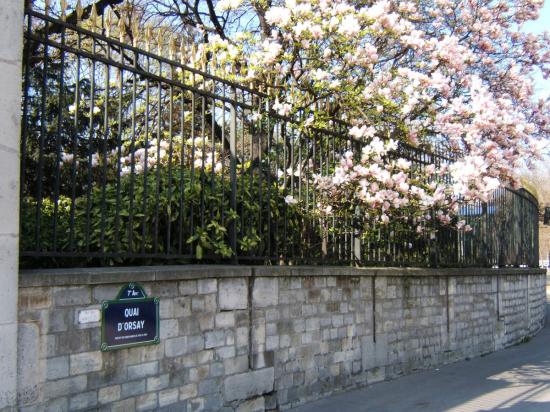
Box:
229 87 238 262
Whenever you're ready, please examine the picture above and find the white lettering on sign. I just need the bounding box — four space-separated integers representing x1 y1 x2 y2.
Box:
117 320 145 331
78 309 100 324
124 307 139 317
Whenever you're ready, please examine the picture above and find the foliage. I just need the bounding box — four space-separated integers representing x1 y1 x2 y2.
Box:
21 158 309 266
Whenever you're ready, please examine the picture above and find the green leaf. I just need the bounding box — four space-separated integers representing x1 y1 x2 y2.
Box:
196 244 203 260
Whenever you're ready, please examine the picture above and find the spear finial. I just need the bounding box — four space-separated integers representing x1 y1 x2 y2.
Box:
180 37 186 65
169 34 176 60
90 3 98 32
211 53 218 76
201 46 207 72
132 17 140 47
191 44 197 68
118 12 126 43
145 25 152 52
105 8 113 37
157 28 164 55
44 0 50 16
75 0 83 23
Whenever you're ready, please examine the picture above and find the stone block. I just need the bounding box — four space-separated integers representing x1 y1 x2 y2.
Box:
69 391 97 410
189 365 210 383
147 374 170 392
204 294 218 312
111 397 136 412
46 355 69 380
92 285 121 303
210 361 224 377
53 287 91 307
186 397 204 411
165 336 187 357
224 355 248 375
266 335 279 351
149 282 180 298
121 379 146 398
216 312 236 329
253 278 278 308
43 375 87 398
173 297 192 317
159 299 173 319
179 383 198 401
191 296 205 312
198 278 217 294
216 345 236 359
251 351 274 369
19 287 52 310
45 397 69 412
136 392 158 411
236 327 249 348
160 319 179 339
57 330 91 354
187 335 205 353
70 351 103 375
367 367 386 384
48 308 72 333
198 378 220 396
362 334 388 371
219 278 248 310
205 330 225 349
223 367 274 402
198 313 215 331
98 385 121 404
128 361 158 380
236 396 265 412
179 281 197 296
159 388 179 407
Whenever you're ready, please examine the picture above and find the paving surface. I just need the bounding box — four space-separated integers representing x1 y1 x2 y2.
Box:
291 312 550 412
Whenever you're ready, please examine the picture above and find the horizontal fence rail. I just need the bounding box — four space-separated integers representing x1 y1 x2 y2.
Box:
20 8 539 268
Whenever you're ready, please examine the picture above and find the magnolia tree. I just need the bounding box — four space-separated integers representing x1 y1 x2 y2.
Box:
41 0 550 232
194 0 550 230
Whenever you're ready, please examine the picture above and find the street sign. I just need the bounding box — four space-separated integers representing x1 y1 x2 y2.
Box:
101 283 159 351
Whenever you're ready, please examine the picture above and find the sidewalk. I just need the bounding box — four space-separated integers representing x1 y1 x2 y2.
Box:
291 316 550 411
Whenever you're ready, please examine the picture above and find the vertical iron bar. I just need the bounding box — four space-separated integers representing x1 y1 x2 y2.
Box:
85 38 97 253
35 16 50 251
114 62 124 253
52 26 66 252
127 47 138 254
141 55 151 253
177 88 186 254
69 33 82 251
166 68 175 254
99 44 110 254
229 86 238 261
153 62 162 253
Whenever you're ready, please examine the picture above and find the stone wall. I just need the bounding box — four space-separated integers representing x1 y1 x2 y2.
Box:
17 266 546 411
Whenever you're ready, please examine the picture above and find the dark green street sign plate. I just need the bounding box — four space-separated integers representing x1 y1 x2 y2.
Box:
101 283 160 351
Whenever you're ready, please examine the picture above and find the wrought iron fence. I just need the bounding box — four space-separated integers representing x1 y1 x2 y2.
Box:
19 6 539 268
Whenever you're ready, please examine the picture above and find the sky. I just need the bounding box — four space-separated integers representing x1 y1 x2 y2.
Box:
517 2 550 183
522 1 550 99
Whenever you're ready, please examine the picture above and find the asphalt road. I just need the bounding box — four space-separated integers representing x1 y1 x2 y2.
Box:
291 311 550 412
